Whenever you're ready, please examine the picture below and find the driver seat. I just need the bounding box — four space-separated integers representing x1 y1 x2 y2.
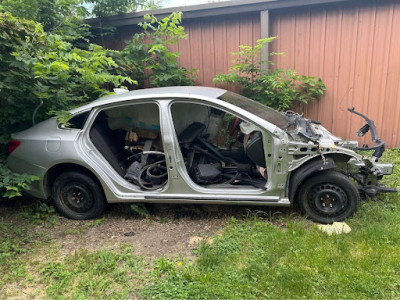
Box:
245 131 266 168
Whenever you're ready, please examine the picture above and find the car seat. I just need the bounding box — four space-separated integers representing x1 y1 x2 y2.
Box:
89 111 126 177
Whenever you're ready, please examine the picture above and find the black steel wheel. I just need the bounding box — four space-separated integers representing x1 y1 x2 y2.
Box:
52 172 105 220
298 171 360 224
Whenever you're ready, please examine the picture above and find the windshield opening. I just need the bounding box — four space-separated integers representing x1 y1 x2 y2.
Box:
218 91 289 129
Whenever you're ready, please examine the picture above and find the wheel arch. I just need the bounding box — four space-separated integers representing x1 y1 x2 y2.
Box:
288 153 355 204
44 163 105 199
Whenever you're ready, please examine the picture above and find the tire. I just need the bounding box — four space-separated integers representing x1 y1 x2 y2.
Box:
52 172 106 220
298 171 360 224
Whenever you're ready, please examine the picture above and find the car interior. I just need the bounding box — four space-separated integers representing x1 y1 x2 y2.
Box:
88 101 268 190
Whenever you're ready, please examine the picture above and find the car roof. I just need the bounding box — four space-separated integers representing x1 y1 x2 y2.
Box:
71 86 227 113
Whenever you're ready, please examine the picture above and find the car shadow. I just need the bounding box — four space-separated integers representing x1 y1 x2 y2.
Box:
105 202 298 223
0 196 299 224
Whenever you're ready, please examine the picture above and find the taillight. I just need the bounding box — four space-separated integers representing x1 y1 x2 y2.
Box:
8 140 21 155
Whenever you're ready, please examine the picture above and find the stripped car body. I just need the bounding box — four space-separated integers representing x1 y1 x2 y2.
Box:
7 86 395 223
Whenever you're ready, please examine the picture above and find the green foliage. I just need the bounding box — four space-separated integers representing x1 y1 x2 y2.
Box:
88 0 141 17
112 12 196 88
30 41 134 103
141 0 164 10
18 202 58 225
0 160 38 199
88 0 163 48
130 203 151 218
214 38 326 111
0 9 191 145
0 11 134 144
1 0 89 40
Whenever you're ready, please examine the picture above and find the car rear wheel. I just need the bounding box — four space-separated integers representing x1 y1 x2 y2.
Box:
298 171 360 224
52 172 105 220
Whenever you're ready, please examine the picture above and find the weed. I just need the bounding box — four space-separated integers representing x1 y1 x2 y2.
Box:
18 201 58 225
130 203 151 219
244 208 268 220
66 217 107 235
40 247 148 298
152 257 177 276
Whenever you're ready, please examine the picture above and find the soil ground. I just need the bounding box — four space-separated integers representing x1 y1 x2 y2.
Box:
1 198 293 260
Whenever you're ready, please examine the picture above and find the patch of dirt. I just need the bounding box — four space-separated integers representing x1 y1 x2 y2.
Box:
51 205 228 259
1 199 294 260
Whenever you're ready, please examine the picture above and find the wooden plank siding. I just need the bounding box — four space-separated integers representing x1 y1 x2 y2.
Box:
102 12 261 88
270 0 400 148
100 0 400 148
174 13 261 87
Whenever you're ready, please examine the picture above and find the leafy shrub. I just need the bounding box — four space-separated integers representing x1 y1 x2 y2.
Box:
0 159 38 199
214 38 326 111
130 204 151 218
18 202 58 224
0 11 134 145
111 12 197 89
1 0 89 41
89 0 141 17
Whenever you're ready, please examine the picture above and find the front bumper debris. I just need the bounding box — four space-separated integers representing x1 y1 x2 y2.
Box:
358 185 398 197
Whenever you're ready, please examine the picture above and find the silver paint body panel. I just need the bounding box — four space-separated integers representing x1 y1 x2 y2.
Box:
8 86 392 206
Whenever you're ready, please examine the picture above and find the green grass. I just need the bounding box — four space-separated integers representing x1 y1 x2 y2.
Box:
40 245 148 299
0 207 52 288
0 149 399 299
142 215 400 298
142 149 400 299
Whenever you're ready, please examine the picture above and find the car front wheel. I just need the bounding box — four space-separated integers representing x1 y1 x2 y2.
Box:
52 172 106 220
298 171 360 224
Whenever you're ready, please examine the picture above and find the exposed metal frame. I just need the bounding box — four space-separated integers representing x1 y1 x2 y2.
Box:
86 0 359 28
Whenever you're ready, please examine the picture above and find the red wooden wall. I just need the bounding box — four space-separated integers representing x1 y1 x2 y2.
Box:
104 0 400 148
270 0 400 148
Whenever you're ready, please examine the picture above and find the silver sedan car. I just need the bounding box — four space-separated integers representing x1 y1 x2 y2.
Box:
7 87 395 223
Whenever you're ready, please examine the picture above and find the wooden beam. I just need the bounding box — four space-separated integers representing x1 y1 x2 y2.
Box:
86 0 359 28
260 10 270 73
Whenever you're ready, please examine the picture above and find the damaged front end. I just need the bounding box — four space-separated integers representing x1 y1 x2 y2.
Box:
287 108 397 198
347 156 395 197
343 108 396 197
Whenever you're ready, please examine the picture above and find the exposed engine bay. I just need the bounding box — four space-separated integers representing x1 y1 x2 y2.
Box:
283 107 396 198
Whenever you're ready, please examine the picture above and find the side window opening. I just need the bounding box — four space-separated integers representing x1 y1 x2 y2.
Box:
171 102 268 189
61 111 90 129
89 103 168 190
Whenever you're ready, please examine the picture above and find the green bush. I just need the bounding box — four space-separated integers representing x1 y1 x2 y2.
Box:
111 12 197 89
1 0 89 41
214 38 326 111
0 11 134 145
0 159 38 199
